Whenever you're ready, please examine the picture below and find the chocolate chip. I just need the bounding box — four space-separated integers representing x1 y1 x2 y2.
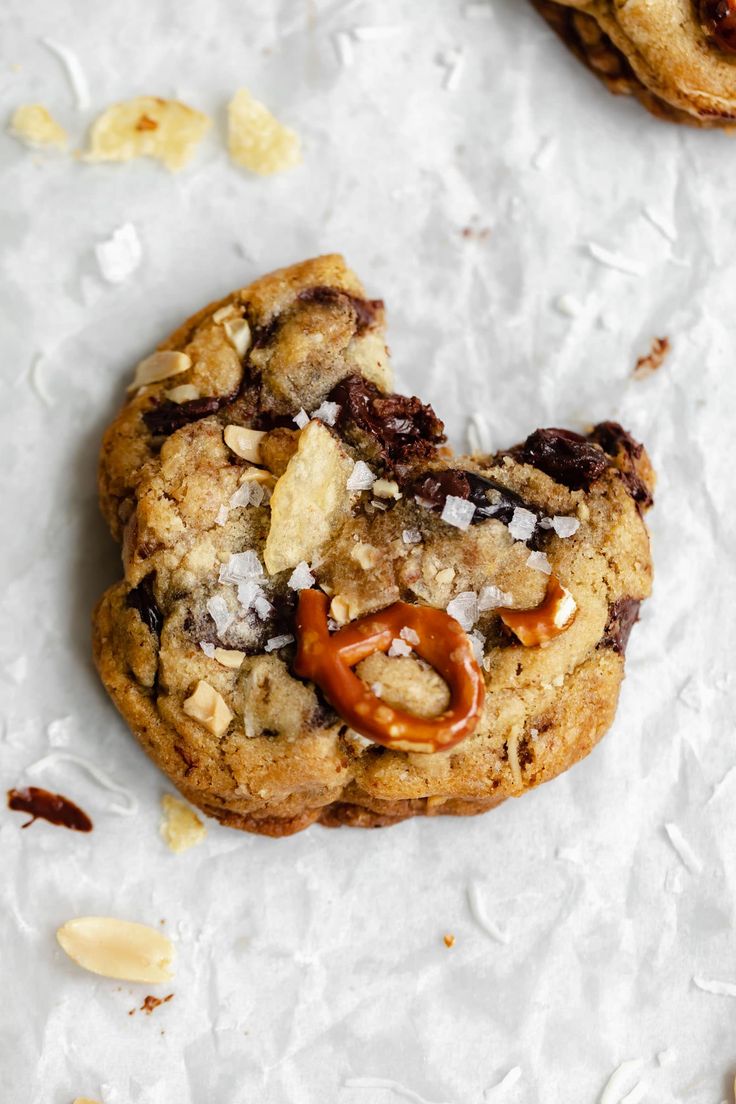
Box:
410 468 544 544
126 574 163 637
587 422 653 509
297 286 383 335
600 597 641 655
699 0 736 52
329 374 445 467
142 396 224 436
510 428 609 491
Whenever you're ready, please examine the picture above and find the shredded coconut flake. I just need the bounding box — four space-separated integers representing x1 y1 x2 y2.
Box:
214 505 229 526
264 634 294 652
485 1067 522 1095
555 293 583 318
532 134 557 170
587 242 645 277
478 584 513 610
693 976 736 997
351 25 403 40
41 37 90 110
526 550 551 575
347 460 376 491
599 1060 645 1104
402 528 422 545
200 642 215 658
311 401 340 426
26 752 137 814
219 551 264 585
388 638 413 657
333 30 355 68
508 507 537 542
207 595 235 636
95 223 142 285
288 561 315 591
441 494 475 531
467 882 509 944
664 822 703 874
293 408 310 429
447 591 479 631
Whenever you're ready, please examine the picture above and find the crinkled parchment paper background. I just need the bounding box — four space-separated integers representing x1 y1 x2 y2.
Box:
2 2 736 1102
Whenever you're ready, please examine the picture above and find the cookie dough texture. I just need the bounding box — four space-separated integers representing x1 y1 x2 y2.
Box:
93 254 654 837
533 0 736 126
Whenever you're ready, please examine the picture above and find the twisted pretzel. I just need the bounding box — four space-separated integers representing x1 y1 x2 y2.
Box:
293 590 485 753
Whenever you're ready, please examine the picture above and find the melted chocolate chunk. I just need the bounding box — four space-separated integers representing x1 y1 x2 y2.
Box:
699 0 736 52
8 787 93 831
600 598 641 655
511 428 609 491
126 574 163 637
329 375 445 466
587 422 653 509
143 396 224 436
297 286 383 335
411 469 544 544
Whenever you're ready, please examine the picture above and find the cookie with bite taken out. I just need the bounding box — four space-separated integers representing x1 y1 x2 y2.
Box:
93 255 654 836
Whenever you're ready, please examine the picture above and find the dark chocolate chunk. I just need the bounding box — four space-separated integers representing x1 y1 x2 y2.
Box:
329 374 445 466
587 422 653 509
510 427 609 491
699 0 736 53
410 468 543 544
126 574 163 637
600 597 641 655
142 396 224 436
297 286 383 335
7 786 93 831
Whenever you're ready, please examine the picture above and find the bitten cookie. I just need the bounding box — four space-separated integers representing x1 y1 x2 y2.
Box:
93 255 654 837
533 0 736 126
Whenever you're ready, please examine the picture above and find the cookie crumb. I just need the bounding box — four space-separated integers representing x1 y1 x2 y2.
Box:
160 794 206 853
632 336 670 379
8 104 67 149
227 88 301 175
86 96 210 172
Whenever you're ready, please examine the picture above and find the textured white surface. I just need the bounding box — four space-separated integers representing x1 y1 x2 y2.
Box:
2 1 736 1102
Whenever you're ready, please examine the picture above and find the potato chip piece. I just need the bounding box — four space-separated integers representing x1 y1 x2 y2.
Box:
57 917 174 982
264 420 352 573
160 794 206 853
86 96 210 171
9 104 67 149
227 88 301 176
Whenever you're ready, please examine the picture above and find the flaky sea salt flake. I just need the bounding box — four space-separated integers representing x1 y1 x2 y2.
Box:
219 550 264 585
347 460 376 491
441 494 475 530
550 515 580 538
469 630 485 665
447 591 479 631
293 408 310 429
199 642 216 659
399 626 420 646
402 528 422 545
264 634 294 653
311 400 340 426
253 594 273 620
526 550 551 574
206 595 235 636
214 505 229 526
479 584 513 610
288 561 315 591
388 638 412 658
508 507 537 542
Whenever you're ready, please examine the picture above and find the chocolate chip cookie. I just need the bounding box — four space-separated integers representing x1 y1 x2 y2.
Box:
93 255 654 837
533 0 736 126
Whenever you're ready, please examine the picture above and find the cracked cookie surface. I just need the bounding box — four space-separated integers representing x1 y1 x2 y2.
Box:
533 0 736 127
93 254 654 837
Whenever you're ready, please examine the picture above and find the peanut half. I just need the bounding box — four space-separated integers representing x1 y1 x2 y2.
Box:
57 917 174 983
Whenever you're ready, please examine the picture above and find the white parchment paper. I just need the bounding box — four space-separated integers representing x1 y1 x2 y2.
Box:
2 2 736 1101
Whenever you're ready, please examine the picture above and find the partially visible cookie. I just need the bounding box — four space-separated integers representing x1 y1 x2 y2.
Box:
533 0 736 127
93 255 654 837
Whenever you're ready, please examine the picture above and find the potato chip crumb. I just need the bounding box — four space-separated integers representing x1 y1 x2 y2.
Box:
9 104 67 150
443 933 455 948
227 88 301 176
160 794 206 853
86 96 210 172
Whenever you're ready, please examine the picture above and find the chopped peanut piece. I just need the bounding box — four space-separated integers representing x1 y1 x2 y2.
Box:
372 478 401 500
223 318 251 357
9 104 67 149
227 88 301 175
224 425 265 464
350 542 381 570
165 383 200 403
128 351 191 392
329 595 352 625
499 576 577 646
183 680 233 736
160 794 206 853
56 917 174 982
86 96 210 171
213 647 245 669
